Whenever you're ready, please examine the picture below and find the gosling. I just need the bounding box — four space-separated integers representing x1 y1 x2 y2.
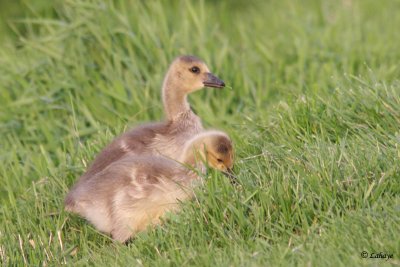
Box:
80 55 225 181
65 130 233 242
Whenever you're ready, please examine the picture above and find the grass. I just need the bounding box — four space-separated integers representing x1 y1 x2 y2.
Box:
1 0 400 266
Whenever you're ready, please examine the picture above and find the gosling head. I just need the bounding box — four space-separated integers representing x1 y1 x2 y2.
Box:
165 55 225 94
183 130 234 174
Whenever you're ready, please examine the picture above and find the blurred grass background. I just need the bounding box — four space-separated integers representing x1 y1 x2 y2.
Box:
0 0 399 266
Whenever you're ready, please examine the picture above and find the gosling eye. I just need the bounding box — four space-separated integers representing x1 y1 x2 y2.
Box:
217 158 223 163
190 66 200 74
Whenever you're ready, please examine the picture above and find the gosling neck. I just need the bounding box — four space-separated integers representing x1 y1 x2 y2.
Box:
162 77 191 121
180 136 207 165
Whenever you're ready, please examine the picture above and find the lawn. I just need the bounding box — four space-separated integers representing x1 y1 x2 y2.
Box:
1 0 399 266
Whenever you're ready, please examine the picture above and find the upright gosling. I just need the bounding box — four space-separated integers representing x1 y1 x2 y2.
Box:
65 130 233 242
80 55 225 181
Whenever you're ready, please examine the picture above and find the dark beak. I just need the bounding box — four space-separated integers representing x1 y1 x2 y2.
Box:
223 168 238 185
203 73 225 88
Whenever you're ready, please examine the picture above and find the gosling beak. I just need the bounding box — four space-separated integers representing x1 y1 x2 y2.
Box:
203 73 225 88
223 168 238 184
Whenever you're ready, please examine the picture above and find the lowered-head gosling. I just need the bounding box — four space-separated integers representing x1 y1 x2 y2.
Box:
65 130 233 242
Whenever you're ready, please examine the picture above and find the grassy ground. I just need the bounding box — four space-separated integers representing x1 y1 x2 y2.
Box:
1 0 400 266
